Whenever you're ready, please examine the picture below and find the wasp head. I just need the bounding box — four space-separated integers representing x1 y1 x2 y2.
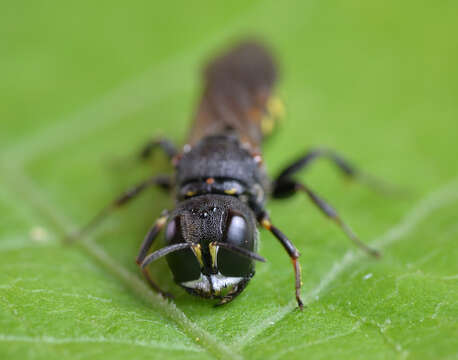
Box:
164 194 259 299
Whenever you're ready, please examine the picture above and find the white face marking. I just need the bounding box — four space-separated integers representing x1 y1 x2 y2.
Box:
181 273 243 293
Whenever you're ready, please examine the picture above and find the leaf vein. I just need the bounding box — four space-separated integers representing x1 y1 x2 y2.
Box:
0 167 242 360
0 334 202 352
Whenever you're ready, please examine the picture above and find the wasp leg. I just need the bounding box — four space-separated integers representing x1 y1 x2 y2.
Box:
139 137 178 161
274 179 380 258
67 175 172 241
273 148 396 197
136 213 174 299
259 214 303 310
215 277 252 307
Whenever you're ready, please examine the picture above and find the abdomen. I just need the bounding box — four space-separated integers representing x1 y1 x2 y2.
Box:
188 42 279 151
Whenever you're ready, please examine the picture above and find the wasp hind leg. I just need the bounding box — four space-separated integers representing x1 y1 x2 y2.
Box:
272 149 384 257
273 148 398 197
272 178 380 258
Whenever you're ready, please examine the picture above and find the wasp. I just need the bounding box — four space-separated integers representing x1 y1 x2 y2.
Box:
74 42 381 309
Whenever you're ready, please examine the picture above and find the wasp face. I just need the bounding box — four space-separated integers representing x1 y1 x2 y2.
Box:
164 194 258 298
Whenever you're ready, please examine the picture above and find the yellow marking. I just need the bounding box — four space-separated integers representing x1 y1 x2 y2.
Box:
262 96 285 135
157 216 167 227
267 96 286 119
224 188 238 195
209 242 218 269
261 219 272 230
186 191 196 197
191 244 204 268
261 114 275 135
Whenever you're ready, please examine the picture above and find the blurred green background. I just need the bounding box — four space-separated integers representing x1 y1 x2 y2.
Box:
1 1 457 359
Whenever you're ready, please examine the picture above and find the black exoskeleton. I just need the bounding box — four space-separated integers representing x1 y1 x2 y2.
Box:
73 42 382 309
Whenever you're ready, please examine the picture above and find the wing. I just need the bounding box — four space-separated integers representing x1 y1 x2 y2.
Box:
188 42 278 150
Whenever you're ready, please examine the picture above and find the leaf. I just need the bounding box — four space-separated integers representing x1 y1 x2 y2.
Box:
1 0 457 359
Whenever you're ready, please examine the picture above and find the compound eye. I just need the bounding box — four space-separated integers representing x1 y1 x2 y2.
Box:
164 217 201 283
226 215 248 247
165 218 182 244
218 214 254 277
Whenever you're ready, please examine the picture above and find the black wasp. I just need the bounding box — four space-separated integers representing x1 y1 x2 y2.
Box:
75 42 382 309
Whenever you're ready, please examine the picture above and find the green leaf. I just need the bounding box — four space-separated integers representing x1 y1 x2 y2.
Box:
1 1 457 359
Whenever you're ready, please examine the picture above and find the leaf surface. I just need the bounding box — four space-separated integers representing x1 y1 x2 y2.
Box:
1 1 457 359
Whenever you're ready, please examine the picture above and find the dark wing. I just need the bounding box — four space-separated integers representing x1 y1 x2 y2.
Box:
188 42 277 150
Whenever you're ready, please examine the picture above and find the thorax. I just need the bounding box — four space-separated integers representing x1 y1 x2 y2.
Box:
175 135 269 210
